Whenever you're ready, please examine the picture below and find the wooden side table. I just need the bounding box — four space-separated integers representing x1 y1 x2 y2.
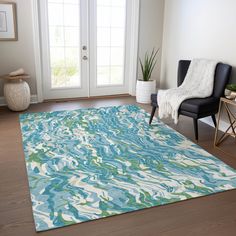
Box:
0 74 31 111
214 97 236 155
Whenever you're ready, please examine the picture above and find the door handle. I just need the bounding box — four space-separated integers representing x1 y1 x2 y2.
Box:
82 46 87 50
82 56 88 60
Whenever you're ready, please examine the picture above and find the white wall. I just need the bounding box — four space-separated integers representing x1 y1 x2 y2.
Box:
161 0 236 89
0 0 165 99
0 0 37 96
138 0 165 87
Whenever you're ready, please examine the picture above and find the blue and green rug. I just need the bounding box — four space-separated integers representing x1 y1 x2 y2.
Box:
20 105 236 231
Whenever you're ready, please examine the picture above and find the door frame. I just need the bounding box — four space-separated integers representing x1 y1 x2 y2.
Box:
31 0 139 101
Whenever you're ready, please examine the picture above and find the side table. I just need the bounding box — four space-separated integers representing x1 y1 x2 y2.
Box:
0 74 31 111
214 97 236 155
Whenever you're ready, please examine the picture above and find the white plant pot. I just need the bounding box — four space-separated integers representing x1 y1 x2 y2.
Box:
136 80 156 104
224 89 231 96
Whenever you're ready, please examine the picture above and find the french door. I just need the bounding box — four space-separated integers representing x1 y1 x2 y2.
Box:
40 0 136 100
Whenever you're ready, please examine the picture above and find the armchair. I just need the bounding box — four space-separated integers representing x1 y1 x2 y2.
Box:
149 60 232 140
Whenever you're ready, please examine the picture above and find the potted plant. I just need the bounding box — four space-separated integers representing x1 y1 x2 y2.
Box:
226 84 236 92
136 48 159 104
225 84 236 99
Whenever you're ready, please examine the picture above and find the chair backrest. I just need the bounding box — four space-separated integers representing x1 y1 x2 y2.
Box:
177 60 232 98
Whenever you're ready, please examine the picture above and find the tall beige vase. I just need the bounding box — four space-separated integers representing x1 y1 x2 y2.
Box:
4 79 30 111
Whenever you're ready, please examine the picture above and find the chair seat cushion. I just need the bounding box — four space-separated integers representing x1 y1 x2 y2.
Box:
151 93 219 114
180 97 219 114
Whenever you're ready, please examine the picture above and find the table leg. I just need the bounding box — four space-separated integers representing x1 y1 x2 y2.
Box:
214 100 223 146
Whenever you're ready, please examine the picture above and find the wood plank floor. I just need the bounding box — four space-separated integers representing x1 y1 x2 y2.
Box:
0 96 236 236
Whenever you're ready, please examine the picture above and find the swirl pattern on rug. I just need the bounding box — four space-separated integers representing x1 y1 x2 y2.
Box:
20 105 236 231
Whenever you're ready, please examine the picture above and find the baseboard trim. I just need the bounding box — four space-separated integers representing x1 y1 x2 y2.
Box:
0 95 38 107
200 117 229 133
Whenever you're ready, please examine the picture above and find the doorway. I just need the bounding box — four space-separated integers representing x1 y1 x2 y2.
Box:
39 0 139 100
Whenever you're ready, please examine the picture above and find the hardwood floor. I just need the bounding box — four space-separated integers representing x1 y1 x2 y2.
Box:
0 96 236 236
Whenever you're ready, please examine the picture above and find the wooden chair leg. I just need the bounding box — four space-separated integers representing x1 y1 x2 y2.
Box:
193 118 199 140
211 114 217 127
149 106 157 125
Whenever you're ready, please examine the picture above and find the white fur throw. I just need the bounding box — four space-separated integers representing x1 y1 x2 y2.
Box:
157 59 218 124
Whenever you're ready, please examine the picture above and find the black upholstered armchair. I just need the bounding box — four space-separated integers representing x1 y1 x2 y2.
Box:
149 60 232 140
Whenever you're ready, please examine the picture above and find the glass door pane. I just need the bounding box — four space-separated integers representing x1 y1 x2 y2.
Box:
96 0 126 86
48 0 81 88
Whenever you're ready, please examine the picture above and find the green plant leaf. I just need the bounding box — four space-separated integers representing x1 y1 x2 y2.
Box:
139 48 159 81
226 84 236 91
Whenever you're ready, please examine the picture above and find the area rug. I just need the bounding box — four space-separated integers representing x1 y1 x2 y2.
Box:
20 105 236 232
